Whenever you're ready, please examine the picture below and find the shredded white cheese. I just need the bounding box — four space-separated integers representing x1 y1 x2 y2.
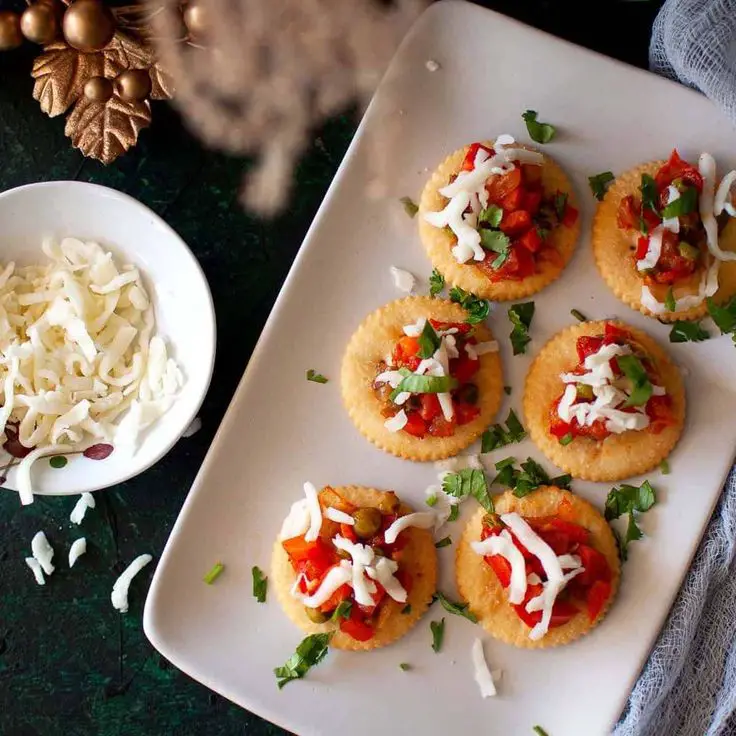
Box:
402 318 426 337
715 169 736 216
25 557 45 585
68 537 87 568
324 507 355 525
637 225 664 271
31 531 55 576
0 239 184 505
384 512 436 544
641 255 720 315
299 561 353 608
111 553 153 613
365 556 407 603
471 638 498 698
465 340 499 360
302 482 323 543
471 529 527 604
70 492 96 525
384 409 408 433
389 266 416 293
278 498 310 541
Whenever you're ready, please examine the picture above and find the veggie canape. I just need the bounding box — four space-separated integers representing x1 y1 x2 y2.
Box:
341 296 503 461
523 320 684 481
456 486 619 648
418 136 580 300
272 484 437 650
592 150 736 320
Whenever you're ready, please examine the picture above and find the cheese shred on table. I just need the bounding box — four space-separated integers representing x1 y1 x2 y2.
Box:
0 238 184 505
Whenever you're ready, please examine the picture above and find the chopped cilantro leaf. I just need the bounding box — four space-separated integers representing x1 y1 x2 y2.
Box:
588 171 615 201
442 468 493 512
670 320 710 343
448 504 460 522
481 408 527 452
554 191 568 220
605 481 656 560
559 432 574 446
661 186 698 218
660 459 671 475
508 302 535 355
401 604 412 615
616 354 653 407
399 662 411 671
533 727 550 736
707 296 736 341
479 204 503 228
400 196 418 218
640 174 659 213
430 618 445 653
426 494 438 507
306 369 328 384
449 286 491 325
480 229 511 255
435 592 477 623
521 109 556 144
435 536 452 549
429 268 445 297
418 319 441 359
252 566 268 602
331 600 352 621
274 633 332 689
550 474 572 490
570 309 587 322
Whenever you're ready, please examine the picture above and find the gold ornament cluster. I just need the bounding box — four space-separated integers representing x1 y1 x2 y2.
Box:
0 0 205 165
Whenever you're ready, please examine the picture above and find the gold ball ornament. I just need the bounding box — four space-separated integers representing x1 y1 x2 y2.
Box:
183 2 207 39
0 11 23 51
84 76 113 102
21 3 60 45
114 69 152 102
62 0 115 52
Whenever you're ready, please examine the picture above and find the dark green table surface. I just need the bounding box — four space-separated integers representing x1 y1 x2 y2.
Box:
0 2 663 734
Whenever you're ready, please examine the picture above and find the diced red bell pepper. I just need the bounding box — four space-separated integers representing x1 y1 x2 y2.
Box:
394 568 413 595
487 554 512 588
501 187 525 212
641 207 661 232
655 149 703 192
561 204 579 227
339 608 375 641
576 335 604 361
575 544 612 587
529 518 591 548
635 236 650 260
318 581 351 613
428 415 456 437
402 412 427 438
518 227 543 253
522 189 543 215
481 244 536 281
646 394 675 434
550 417 574 439
603 323 630 345
451 355 480 383
500 209 532 237
340 523 358 543
617 195 640 230
513 585 579 629
282 536 336 580
522 164 542 186
485 167 522 203
586 580 612 621
455 402 480 425
462 142 494 171
419 394 442 422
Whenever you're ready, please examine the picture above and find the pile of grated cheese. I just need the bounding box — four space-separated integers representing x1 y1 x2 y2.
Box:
0 238 183 505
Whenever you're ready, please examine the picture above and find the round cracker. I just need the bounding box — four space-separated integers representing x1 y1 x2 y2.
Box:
456 487 620 649
271 486 437 651
418 140 580 301
592 161 736 321
523 320 685 481
341 296 504 461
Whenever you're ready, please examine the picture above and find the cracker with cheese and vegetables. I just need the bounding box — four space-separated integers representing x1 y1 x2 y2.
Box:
418 136 580 301
456 486 620 648
592 150 736 320
341 296 503 461
272 483 437 650
523 320 684 482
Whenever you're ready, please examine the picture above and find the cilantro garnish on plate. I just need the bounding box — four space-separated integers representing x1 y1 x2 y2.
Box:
604 480 656 561
306 369 328 384
274 633 332 689
508 302 535 355
450 286 491 325
588 171 614 201
481 408 526 452
252 565 267 602
521 110 556 144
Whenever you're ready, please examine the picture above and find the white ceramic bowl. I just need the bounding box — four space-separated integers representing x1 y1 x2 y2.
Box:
0 181 216 497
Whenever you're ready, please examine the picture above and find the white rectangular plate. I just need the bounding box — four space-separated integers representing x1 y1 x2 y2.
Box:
144 3 736 734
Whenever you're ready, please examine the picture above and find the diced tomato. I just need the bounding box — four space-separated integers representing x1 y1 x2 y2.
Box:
428 415 456 437
561 204 579 227
646 394 674 433
518 227 543 253
501 187 525 212
499 209 532 237
575 544 612 587
487 555 512 588
451 355 480 383
617 195 640 230
513 585 579 629
583 420 611 441
635 236 649 260
340 523 358 543
550 416 573 439
419 394 442 422
402 412 427 438
393 336 419 362
586 580 612 621
394 568 413 595
655 149 703 192
485 167 522 203
282 536 336 580
462 142 494 171
531 518 591 547
497 244 536 280
339 609 374 641
429 318 471 334
603 323 630 345
455 403 480 425
576 335 604 361
521 189 543 215
318 581 351 613
651 268 687 285
642 207 661 232
522 164 542 186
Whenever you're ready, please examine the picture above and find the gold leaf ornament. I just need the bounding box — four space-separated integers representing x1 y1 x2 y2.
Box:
104 32 174 100
64 94 151 164
31 41 104 117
